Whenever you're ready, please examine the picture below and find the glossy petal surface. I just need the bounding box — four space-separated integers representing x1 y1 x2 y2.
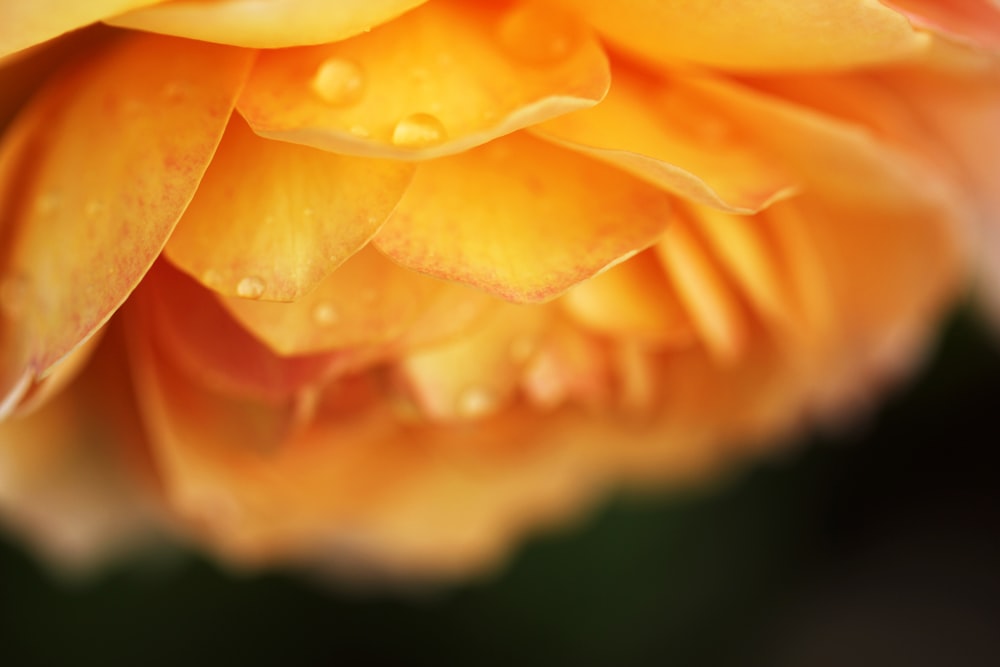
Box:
0 0 161 57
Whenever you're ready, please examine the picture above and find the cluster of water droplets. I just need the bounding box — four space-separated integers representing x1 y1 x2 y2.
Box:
305 3 581 151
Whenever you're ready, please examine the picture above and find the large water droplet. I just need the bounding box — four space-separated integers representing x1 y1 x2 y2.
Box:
236 275 266 299
497 4 579 64
456 385 499 419
312 302 339 327
392 113 447 148
311 57 365 106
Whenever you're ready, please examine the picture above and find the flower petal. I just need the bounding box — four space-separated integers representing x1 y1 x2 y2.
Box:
536 62 797 213
107 0 426 49
560 250 695 345
132 262 339 404
0 34 252 407
236 0 610 160
218 246 493 357
885 0 1000 50
373 132 674 302
564 0 929 72
164 117 414 302
0 0 162 58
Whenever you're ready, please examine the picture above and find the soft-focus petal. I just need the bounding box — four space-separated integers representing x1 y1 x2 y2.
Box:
165 117 414 301
560 251 695 345
133 262 339 404
563 0 929 72
236 0 610 160
886 0 1000 50
373 132 674 302
0 0 162 58
107 0 426 48
0 324 161 574
536 62 797 213
0 35 252 410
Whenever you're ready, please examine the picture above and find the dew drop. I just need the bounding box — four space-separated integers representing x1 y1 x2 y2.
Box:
236 275 266 299
312 302 339 326
497 4 579 64
311 57 365 107
0 275 29 319
392 113 447 148
456 385 500 419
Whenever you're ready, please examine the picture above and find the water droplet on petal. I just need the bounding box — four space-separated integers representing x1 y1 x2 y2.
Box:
457 385 500 419
311 57 365 107
312 302 339 326
497 4 579 64
236 275 266 299
0 275 29 319
392 113 447 148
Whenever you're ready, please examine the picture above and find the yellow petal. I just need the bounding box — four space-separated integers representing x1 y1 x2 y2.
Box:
0 35 252 407
563 0 929 72
107 0 426 49
373 132 674 302
165 117 414 302
0 0 162 58
560 251 695 345
236 0 610 160
217 245 493 357
536 62 797 213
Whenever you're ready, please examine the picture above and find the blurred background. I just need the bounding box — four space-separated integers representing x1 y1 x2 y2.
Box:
1 305 999 667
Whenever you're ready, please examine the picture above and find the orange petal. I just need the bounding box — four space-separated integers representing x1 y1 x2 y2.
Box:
131 262 339 404
688 205 794 335
0 35 253 408
560 251 695 345
107 0 426 48
886 0 1000 50
563 0 929 72
0 0 162 57
218 246 493 357
373 132 674 302
536 62 797 213
0 324 160 573
655 217 746 363
236 0 610 160
400 303 551 421
165 117 414 302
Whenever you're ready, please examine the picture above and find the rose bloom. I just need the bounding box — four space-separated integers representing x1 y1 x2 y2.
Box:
0 1 996 581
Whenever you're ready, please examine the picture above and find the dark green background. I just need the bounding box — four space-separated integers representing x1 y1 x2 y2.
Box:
2 307 999 667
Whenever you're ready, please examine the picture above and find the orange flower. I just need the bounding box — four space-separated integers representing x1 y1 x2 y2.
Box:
0 1 993 580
